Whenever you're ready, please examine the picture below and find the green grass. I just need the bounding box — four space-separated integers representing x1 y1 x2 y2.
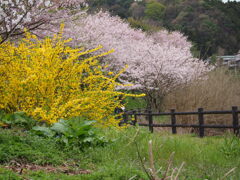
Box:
0 127 240 179
153 115 169 123
124 96 146 110
0 129 72 165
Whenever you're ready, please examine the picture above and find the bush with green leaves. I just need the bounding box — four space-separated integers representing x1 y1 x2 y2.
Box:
31 117 109 150
0 111 36 130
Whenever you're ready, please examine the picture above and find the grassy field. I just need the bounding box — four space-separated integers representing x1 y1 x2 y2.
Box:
0 126 240 180
124 96 147 110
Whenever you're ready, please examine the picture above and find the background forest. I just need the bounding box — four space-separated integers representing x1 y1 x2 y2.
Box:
87 0 240 60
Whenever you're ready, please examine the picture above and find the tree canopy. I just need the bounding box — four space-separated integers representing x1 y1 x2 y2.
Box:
87 0 240 59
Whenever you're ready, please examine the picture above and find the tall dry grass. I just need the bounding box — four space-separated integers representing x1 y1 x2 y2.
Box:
163 68 240 134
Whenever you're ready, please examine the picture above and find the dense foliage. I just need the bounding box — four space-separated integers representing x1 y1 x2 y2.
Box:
87 0 133 18
87 0 240 59
0 29 129 126
144 0 165 21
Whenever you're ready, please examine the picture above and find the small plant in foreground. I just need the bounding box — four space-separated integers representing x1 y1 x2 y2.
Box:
136 140 184 180
0 111 36 130
221 135 240 158
31 117 108 150
127 128 237 180
134 139 237 180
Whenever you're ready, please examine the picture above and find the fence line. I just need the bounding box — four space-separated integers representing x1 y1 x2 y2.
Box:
122 106 240 137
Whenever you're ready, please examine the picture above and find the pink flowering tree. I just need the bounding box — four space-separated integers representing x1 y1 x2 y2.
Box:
1 3 212 110
24 10 211 110
58 12 212 110
0 0 86 43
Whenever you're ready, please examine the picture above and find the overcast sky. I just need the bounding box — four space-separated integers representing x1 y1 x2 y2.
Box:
222 0 240 2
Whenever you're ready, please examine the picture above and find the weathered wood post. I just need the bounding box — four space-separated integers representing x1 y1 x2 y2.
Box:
232 106 239 135
132 110 137 126
148 110 153 133
198 108 204 138
170 109 177 134
137 108 141 123
123 110 128 124
144 109 148 123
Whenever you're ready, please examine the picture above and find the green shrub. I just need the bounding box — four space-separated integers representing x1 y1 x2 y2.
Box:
0 111 36 130
31 117 109 150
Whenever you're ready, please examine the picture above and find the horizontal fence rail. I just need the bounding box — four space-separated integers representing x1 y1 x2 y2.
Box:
121 106 240 137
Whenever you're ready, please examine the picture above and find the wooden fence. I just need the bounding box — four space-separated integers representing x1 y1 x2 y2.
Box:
122 106 240 137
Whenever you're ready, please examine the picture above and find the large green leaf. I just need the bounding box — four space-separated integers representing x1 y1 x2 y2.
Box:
32 126 55 137
50 122 70 135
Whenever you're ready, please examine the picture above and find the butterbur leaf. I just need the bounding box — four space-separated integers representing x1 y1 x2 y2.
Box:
50 122 70 135
75 125 94 137
0 111 36 129
1 119 11 125
82 120 96 126
32 126 55 137
58 119 68 125
2 114 14 122
13 112 26 116
61 136 69 146
13 114 28 124
87 129 96 136
31 117 108 150
75 129 88 137
83 137 94 143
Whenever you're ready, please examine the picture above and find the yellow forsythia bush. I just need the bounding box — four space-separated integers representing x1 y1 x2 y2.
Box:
0 30 129 127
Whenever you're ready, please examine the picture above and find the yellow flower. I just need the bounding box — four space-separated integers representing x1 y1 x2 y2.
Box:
0 29 142 127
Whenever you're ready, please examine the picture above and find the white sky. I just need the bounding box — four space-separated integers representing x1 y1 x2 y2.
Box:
222 0 240 2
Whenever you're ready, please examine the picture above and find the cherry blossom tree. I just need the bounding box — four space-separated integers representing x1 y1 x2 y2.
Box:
1 2 212 109
0 0 86 43
58 12 212 109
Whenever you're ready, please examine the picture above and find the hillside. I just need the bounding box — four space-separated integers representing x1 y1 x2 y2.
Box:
87 0 240 59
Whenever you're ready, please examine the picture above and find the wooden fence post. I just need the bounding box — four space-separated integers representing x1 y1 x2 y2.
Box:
232 106 239 135
170 109 177 134
148 110 153 133
123 110 128 124
133 110 137 126
198 108 204 138
144 109 148 123
137 108 141 122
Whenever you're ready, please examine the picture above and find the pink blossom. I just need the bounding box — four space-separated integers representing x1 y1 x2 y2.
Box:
1 3 212 98
59 12 212 93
